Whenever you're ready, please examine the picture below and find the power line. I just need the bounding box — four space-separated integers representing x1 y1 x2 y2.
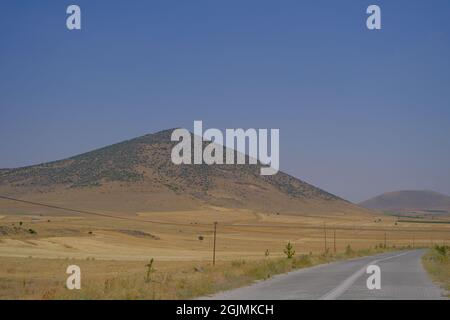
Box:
0 195 210 228
1 194 450 233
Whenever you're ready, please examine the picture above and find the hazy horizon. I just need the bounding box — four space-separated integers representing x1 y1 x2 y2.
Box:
1 0 450 202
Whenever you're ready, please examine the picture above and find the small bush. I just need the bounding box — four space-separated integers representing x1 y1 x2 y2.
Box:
284 242 295 259
435 245 448 257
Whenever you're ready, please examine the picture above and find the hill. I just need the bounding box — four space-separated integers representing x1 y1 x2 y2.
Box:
0 129 369 216
359 190 450 214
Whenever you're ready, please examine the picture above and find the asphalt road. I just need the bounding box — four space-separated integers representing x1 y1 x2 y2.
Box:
204 249 446 300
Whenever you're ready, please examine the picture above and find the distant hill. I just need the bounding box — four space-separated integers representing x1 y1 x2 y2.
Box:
359 190 450 214
0 129 369 216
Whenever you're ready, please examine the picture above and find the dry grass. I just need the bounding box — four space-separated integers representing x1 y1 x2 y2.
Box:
0 210 447 261
0 245 404 300
422 245 450 297
0 207 449 299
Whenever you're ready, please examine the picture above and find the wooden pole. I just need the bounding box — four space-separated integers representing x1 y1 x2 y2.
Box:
334 229 336 254
212 222 217 266
384 232 387 248
324 223 327 253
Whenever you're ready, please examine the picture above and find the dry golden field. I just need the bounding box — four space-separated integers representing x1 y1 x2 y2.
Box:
1 203 449 299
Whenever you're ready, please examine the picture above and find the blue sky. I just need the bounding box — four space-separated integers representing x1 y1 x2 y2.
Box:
1 0 450 202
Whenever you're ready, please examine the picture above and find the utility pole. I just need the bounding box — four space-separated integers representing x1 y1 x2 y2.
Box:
384 232 387 248
333 229 336 254
212 221 217 266
324 223 327 253
412 235 415 248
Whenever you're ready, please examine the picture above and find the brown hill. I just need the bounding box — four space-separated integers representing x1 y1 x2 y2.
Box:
359 190 450 214
0 129 369 216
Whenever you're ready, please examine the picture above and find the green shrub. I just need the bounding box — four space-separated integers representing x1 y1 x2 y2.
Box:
434 245 448 257
284 242 295 259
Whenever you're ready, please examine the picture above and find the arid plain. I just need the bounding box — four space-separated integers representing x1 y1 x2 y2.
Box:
1 201 449 299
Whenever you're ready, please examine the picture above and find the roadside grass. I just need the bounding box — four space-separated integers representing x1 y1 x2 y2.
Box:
53 245 406 299
422 245 450 297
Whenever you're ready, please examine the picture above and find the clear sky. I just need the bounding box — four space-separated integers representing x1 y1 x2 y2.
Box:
1 0 449 202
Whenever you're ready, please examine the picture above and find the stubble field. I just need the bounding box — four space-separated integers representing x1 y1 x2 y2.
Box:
0 206 449 299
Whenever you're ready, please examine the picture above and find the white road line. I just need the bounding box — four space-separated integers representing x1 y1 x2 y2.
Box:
318 251 411 300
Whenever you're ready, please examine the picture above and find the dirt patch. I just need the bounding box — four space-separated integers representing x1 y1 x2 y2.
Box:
0 226 31 236
115 229 160 240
